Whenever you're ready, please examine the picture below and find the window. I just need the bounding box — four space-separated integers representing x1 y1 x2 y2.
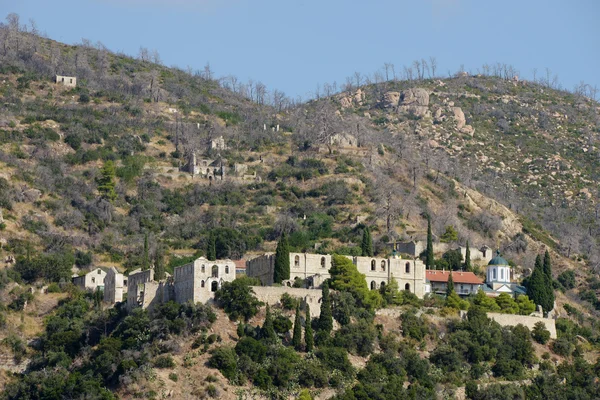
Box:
61 77 64 82
381 281 386 288
405 283 410 291
482 249 487 257
370 281 376 290
493 268 497 280
381 260 386 271
321 257 326 268
97 269 102 274
211 281 218 292
371 260 376 271
212 265 219 278
295 255 300 267
225 265 230 274
201 265 206 273
500 269 504 280
201 280 205 288
92 277 96 283
405 262 411 273
69 79 73 84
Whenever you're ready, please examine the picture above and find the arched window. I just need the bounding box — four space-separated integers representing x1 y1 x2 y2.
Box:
493 268 497 280
482 249 487 258
225 265 230 274
381 260 386 271
370 281 376 290
371 260 376 271
211 281 218 292
91 277 96 283
405 283 411 291
295 255 300 267
381 281 386 289
321 257 326 268
201 265 206 273
500 269 504 280
201 280 205 288
212 265 219 278
405 262 411 273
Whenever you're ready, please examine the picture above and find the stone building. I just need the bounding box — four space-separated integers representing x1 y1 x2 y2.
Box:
56 75 77 87
103 267 125 304
210 136 227 150
126 268 172 311
246 252 428 298
72 268 107 291
185 152 226 181
174 257 236 304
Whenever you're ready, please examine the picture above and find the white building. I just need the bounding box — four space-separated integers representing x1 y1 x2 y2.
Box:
72 268 107 291
482 251 527 297
55 75 76 87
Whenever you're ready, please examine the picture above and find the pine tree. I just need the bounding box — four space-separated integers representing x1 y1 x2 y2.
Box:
96 160 117 202
361 226 373 257
426 217 435 269
142 233 149 271
207 234 216 261
305 304 314 352
318 282 333 334
292 303 302 350
273 232 290 284
446 272 455 297
154 243 165 280
465 241 472 271
262 304 277 342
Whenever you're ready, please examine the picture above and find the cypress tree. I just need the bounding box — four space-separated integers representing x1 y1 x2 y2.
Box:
207 234 216 261
426 217 435 269
465 241 472 271
142 233 149 271
292 303 302 350
318 282 333 334
154 243 165 280
305 304 314 352
527 255 553 313
273 232 290 284
446 272 455 297
542 250 555 312
361 227 374 257
96 160 117 202
262 304 277 342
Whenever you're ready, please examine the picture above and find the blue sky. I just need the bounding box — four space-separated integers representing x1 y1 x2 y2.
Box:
3 0 599 100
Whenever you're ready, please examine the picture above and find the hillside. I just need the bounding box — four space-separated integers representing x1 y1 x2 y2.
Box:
0 22 600 399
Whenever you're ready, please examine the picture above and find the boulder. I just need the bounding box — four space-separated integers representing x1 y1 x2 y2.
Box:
452 107 466 129
400 88 429 107
22 188 42 202
398 105 430 118
460 125 475 136
382 91 400 108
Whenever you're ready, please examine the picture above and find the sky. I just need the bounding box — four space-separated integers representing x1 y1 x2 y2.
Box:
2 0 599 100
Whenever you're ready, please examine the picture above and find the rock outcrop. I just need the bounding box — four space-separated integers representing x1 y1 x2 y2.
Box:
397 88 431 118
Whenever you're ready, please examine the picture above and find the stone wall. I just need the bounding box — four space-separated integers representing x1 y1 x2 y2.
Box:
487 312 557 339
127 269 154 310
246 253 275 286
103 268 124 304
251 286 323 317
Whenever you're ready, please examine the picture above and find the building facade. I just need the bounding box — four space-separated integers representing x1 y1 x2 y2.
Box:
72 268 107 291
103 267 125 304
246 252 427 298
55 75 76 87
174 257 236 304
426 270 484 296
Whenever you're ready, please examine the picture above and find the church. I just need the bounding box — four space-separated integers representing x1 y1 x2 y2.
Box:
481 251 527 297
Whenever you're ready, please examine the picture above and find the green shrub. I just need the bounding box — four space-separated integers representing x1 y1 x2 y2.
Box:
532 322 551 344
153 355 175 368
47 283 61 293
168 372 178 382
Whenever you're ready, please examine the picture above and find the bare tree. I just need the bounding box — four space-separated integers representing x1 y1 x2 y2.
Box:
429 56 437 78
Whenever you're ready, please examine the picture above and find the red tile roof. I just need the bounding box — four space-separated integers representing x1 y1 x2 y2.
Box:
426 270 483 285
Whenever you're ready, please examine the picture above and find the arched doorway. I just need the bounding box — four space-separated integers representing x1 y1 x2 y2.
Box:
405 283 410 292
370 281 376 290
211 281 218 292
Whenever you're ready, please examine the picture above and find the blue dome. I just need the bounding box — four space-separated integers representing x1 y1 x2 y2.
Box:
488 250 509 266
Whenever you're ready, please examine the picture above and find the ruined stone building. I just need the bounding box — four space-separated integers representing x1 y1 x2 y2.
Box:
174 257 236 304
210 136 227 151
103 267 125 304
246 252 428 298
394 241 493 264
185 152 226 181
55 75 77 87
